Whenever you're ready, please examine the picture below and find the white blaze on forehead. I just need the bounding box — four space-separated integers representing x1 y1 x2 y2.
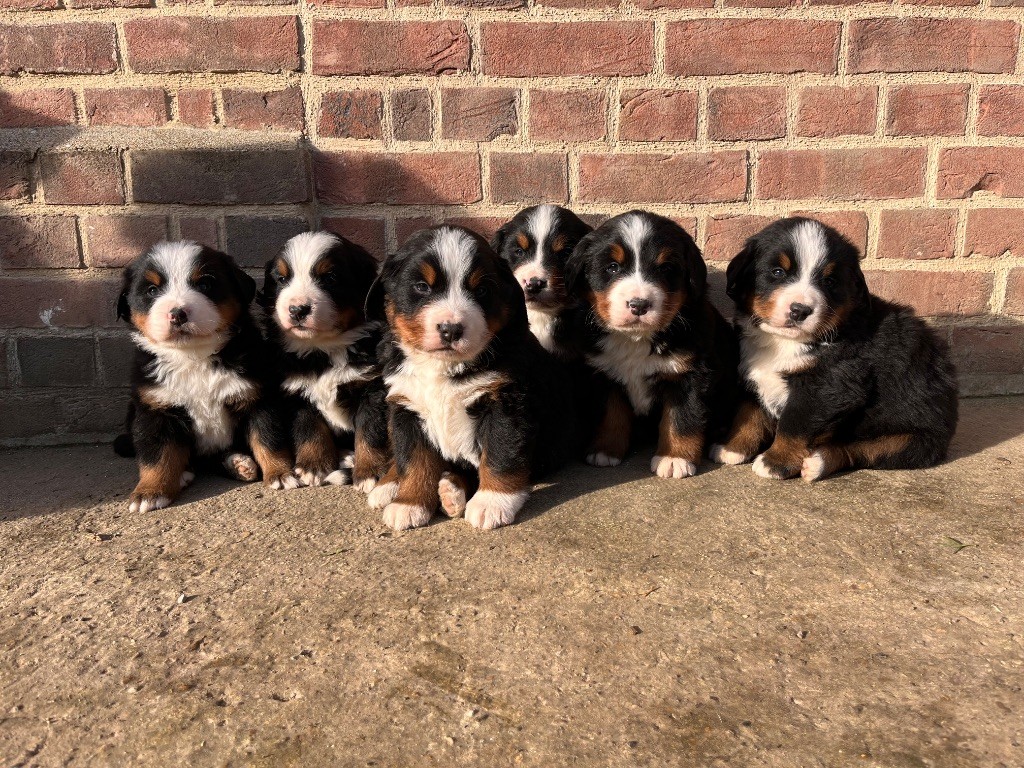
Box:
150 240 202 298
282 231 340 276
618 213 653 271
790 220 828 282
433 226 475 285
276 231 342 333
527 204 558 262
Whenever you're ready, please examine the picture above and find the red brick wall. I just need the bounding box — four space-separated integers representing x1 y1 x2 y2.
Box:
1 1 1023 444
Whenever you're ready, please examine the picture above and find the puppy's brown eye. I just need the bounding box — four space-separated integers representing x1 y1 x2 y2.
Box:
770 267 787 280
195 277 214 294
475 284 488 298
146 284 159 297
605 262 621 275
275 273 287 285
413 281 431 296
821 276 836 289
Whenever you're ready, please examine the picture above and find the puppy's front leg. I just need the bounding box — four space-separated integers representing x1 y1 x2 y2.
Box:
292 405 340 487
129 407 193 513
586 387 633 467
465 396 533 529
651 382 707 479
352 388 392 494
247 404 300 490
710 396 774 465
382 405 443 530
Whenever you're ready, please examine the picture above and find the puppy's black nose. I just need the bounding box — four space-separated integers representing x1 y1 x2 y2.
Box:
789 302 813 323
168 307 188 326
628 298 651 317
437 322 464 345
525 277 547 296
289 304 312 323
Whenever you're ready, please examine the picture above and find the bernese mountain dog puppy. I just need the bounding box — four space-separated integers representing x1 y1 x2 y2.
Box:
365 225 577 531
712 217 958 481
491 204 592 359
115 241 298 513
259 231 390 491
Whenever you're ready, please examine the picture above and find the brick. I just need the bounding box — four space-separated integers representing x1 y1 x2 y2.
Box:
635 0 712 6
849 19 1018 74
537 0 616 6
0 217 80 269
84 216 169 268
450 0 524 7
61 390 126 435
225 216 309 268
396 217 436 246
579 152 747 204
489 153 567 205
0 392 61 440
447 217 505 242
320 217 387 256
177 89 216 127
85 88 168 127
0 23 117 75
708 86 786 141
311 0 382 5
0 277 121 329
319 91 383 140
482 22 653 77
704 215 772 262
392 90 431 142
70 0 152 7
865 271 992 316
40 152 124 206
796 86 877 138
97 336 135 387
1006 269 1024 314
223 87 303 132
313 21 470 76
0 152 31 201
978 86 1024 137
179 217 220 247
314 152 481 206
950 326 1024 376
442 89 517 141
18 337 96 388
757 148 926 201
877 210 957 260
133 149 309 205
125 17 299 74
619 90 697 142
789 210 869 255
667 20 839 76
0 338 7 389
0 90 76 128
530 89 607 142
965 209 1024 258
937 147 1024 199
0 0 60 8
886 84 968 137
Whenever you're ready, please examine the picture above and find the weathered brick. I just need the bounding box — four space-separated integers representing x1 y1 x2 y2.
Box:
530 89 607 142
0 277 121 329
84 216 169 268
70 0 153 7
757 148 927 201
223 87 303 132
133 149 309 205
0 216 80 269
313 21 470 76
886 84 968 137
950 326 1024 377
320 217 387 255
579 152 747 204
0 152 31 201
978 86 1024 137
314 152 481 206
179 217 221 247
0 23 117 75
865 271 992 316
796 86 876 138
937 147 1024 199
877 210 957 260
125 17 299 74
391 90 431 142
395 217 436 247
441 89 517 141
225 216 309 268
18 337 96 388
1006 269 1024 314
667 20 839 76
310 0 382 6
849 19 1018 74
708 86 786 141
704 215 772 261
489 153 567 205
0 0 60 8
446 216 505 242
40 152 123 206
0 90 76 128
318 91 383 140
86 88 169 127
97 335 135 387
450 0 524 7
619 89 697 142
789 210 869 255
482 22 654 76
965 209 1024 258
177 89 216 127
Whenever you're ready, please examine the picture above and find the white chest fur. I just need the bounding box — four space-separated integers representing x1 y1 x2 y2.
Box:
283 350 371 434
587 334 689 416
385 354 499 466
739 325 815 418
527 307 558 355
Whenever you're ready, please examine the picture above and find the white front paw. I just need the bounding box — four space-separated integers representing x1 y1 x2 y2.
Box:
323 469 352 486
367 481 398 510
586 452 621 468
268 473 301 490
801 451 826 483
752 454 775 479
438 476 467 518
129 494 171 514
339 450 355 469
383 502 432 531
353 476 377 494
180 470 195 489
651 455 697 479
295 466 328 487
464 490 528 530
709 444 750 465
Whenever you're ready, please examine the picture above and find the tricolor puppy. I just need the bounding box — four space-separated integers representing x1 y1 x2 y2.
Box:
491 204 592 358
366 225 577 531
115 241 298 513
566 210 738 478
712 217 958 481
260 231 390 491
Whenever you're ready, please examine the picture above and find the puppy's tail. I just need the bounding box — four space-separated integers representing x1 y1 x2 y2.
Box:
113 433 135 458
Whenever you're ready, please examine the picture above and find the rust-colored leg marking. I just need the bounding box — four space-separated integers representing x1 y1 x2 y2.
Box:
717 400 774 463
294 418 338 487
353 433 391 490
755 432 810 480
382 443 445 529
130 443 190 512
250 427 298 490
588 388 633 466
803 434 913 483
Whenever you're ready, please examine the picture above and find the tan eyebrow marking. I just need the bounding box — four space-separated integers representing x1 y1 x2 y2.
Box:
515 233 529 250
314 257 333 276
656 248 673 265
822 261 836 277
420 261 437 286
552 234 567 253
276 258 289 279
143 270 162 286
609 243 626 264
468 266 486 289
778 252 792 271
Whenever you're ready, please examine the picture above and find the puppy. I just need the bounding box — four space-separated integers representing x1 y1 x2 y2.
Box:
491 204 592 359
259 231 390 491
566 210 738 478
712 217 958 481
366 225 577 531
115 241 298 513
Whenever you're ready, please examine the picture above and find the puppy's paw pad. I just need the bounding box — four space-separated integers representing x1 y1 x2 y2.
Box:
586 452 621 468
325 469 353 486
367 481 398 510
224 453 259 482
294 466 329 487
267 473 301 491
651 455 697 479
438 476 467 518
383 502 432 531
339 451 355 470
129 494 171 514
180 470 196 489
353 476 377 494
801 451 827 483
465 490 527 530
709 444 749 465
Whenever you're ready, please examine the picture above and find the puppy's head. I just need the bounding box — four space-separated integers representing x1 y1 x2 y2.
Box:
367 225 525 363
261 231 379 343
566 211 706 337
491 204 592 313
726 217 868 343
117 241 255 349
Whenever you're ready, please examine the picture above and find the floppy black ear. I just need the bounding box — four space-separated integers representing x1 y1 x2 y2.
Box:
564 230 597 299
116 264 134 322
234 266 257 306
348 242 382 301
725 241 758 304
683 241 708 301
490 223 511 256
364 254 398 322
